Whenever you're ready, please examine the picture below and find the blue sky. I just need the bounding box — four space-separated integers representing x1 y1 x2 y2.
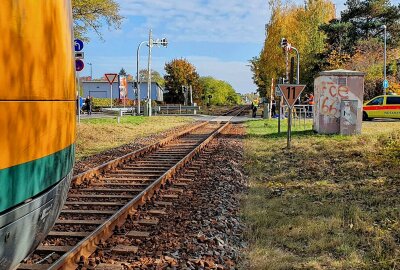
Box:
82 0 347 94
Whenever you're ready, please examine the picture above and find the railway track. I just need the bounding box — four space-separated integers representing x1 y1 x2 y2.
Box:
18 108 245 270
221 105 250 116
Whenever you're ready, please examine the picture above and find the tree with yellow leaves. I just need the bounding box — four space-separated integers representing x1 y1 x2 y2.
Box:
252 0 335 97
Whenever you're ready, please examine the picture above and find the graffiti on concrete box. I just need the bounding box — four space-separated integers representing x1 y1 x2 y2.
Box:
315 77 361 119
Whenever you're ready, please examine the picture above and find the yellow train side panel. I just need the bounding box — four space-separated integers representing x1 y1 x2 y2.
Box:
0 1 75 101
0 101 76 170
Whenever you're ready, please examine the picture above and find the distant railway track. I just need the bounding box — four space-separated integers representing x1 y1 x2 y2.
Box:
18 110 243 270
221 105 250 116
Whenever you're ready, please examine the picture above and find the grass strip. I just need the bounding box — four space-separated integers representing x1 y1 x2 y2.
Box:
242 119 400 270
76 116 194 160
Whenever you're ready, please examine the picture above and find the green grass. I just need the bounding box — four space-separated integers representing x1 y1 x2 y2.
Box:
76 116 194 160
242 119 400 270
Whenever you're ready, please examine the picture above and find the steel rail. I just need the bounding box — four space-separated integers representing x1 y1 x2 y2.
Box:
19 109 244 270
71 121 208 186
48 121 232 270
222 105 249 116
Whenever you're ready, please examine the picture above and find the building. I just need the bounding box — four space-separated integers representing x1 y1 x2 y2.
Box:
81 81 165 102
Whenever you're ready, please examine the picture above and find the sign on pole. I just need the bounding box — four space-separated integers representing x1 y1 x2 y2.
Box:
275 86 283 97
278 84 306 109
74 39 84 52
105 73 118 84
75 52 84 59
278 84 306 149
105 73 118 108
383 79 389 89
75 59 84 72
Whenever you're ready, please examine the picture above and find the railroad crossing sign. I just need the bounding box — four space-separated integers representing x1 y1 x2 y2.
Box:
383 79 389 89
278 84 306 108
75 59 84 72
105 73 118 84
74 39 84 52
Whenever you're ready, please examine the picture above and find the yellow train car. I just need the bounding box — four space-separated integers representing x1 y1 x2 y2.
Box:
0 1 76 269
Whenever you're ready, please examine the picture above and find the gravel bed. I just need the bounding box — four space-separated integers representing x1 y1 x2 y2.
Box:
93 124 248 269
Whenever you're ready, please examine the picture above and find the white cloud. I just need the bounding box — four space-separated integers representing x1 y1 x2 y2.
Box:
117 0 268 43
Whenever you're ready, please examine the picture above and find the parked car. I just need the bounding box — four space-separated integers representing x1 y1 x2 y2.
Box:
363 94 400 120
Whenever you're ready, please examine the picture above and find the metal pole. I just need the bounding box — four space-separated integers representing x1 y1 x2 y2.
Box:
383 25 387 95
292 47 300 84
287 107 292 148
137 41 147 115
285 49 289 82
76 71 81 123
190 85 193 105
147 29 153 116
270 78 274 118
88 63 93 80
278 96 281 134
110 84 113 108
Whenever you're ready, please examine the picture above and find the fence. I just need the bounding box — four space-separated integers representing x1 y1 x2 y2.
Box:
278 105 314 130
158 105 201 115
101 105 201 116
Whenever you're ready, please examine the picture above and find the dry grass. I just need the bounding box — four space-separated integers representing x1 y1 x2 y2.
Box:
242 119 400 270
75 116 194 160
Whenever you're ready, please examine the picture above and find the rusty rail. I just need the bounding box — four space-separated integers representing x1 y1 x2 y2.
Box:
72 121 208 186
19 109 243 270
47 122 231 270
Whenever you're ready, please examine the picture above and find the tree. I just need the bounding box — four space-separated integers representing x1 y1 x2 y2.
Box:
318 0 400 98
320 0 400 59
199 77 241 105
252 0 335 97
119 68 127 76
341 0 400 46
72 0 123 40
139 69 165 86
164 59 202 104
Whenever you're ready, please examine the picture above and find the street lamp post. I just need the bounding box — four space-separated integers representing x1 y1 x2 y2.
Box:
383 25 387 95
147 29 153 116
136 41 147 115
88 62 93 80
291 47 300 84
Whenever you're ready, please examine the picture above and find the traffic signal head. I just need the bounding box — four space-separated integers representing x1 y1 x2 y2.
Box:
280 38 288 48
161 38 168 47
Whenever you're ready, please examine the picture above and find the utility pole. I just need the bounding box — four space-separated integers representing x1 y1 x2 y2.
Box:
147 29 153 116
383 25 387 95
189 85 193 105
88 63 93 80
141 29 168 116
136 41 147 115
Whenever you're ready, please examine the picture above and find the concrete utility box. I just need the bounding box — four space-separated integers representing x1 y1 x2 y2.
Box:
313 69 365 134
340 100 358 135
